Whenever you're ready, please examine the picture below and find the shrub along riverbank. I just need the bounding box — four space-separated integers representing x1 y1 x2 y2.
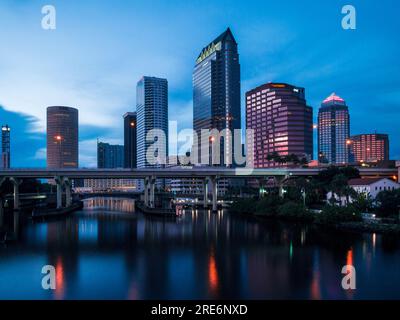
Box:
230 197 400 235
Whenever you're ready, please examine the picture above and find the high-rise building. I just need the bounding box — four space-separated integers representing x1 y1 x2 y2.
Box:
97 140 124 169
47 106 79 168
246 83 313 168
1 125 11 169
349 133 389 163
193 27 241 166
123 112 137 169
318 93 350 164
136 76 168 169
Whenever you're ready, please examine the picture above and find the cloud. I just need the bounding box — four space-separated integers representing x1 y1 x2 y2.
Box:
0 105 46 168
33 148 46 160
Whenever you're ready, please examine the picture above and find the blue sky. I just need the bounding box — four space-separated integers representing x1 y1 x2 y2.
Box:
0 0 399 167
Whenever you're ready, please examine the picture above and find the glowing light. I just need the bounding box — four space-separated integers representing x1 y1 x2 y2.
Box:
55 257 64 300
346 248 353 272
55 135 62 141
289 241 293 260
372 233 376 250
323 92 345 104
208 248 219 295
313 124 318 129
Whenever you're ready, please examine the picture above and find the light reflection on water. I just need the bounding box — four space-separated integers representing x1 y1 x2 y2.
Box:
0 197 399 300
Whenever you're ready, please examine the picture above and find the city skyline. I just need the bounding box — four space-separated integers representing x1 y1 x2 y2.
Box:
0 0 399 167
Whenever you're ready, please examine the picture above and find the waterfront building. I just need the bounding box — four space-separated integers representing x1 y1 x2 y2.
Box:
327 177 400 204
245 83 313 168
193 28 241 166
123 112 137 169
46 106 79 168
318 93 350 164
349 133 389 164
1 125 11 169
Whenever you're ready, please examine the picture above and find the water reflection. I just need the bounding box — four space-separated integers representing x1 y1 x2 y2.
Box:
84 197 135 213
0 197 399 300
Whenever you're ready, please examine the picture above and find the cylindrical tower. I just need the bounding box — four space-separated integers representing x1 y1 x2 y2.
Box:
46 106 79 168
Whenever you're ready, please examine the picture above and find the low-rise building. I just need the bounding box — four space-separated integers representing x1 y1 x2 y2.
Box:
327 177 400 205
348 178 400 199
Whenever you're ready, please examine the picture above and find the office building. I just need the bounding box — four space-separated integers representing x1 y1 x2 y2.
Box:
246 83 313 168
136 76 168 169
318 93 350 164
193 28 241 166
349 133 389 163
97 140 124 169
123 112 137 169
46 106 79 168
1 125 11 169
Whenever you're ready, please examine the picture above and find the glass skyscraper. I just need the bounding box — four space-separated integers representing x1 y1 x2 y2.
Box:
97 141 124 169
318 93 350 164
193 28 241 166
1 125 11 169
136 76 168 169
123 112 137 169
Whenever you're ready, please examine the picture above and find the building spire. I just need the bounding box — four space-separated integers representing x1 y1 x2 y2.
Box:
323 92 345 104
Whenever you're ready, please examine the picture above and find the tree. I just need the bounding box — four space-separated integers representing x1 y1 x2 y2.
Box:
375 189 400 218
329 174 349 205
352 193 374 213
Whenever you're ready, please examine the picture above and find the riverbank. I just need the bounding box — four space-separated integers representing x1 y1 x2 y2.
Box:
31 201 83 220
230 198 400 236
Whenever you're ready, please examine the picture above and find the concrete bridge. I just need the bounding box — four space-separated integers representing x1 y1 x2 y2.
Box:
0 167 397 212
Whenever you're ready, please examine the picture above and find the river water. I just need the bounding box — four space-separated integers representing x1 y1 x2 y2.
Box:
0 197 399 300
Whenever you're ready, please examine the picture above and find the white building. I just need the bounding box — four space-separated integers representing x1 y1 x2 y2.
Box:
348 178 400 198
327 177 400 205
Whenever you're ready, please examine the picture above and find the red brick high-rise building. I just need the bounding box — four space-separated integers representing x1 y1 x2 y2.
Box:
246 83 313 168
349 133 389 164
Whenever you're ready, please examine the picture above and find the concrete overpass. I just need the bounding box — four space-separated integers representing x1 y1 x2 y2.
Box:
0 167 397 212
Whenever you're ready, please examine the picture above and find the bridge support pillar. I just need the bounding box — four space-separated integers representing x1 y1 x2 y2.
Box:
149 176 156 208
203 178 209 209
144 177 149 207
276 175 290 198
64 178 72 207
55 176 63 209
10 178 21 211
210 176 218 212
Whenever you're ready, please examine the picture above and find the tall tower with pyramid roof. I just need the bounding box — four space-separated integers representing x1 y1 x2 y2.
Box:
318 93 350 164
193 28 241 166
